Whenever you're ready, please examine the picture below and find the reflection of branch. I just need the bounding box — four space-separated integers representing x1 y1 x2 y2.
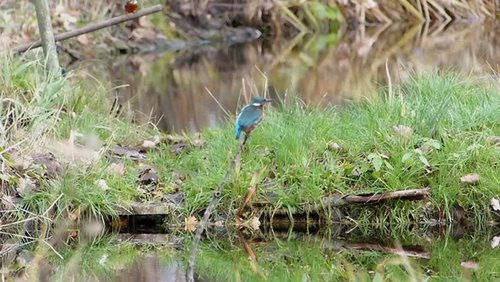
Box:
187 140 247 282
13 5 163 53
344 242 430 259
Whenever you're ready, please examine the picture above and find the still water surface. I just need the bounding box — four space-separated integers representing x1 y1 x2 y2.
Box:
79 21 500 134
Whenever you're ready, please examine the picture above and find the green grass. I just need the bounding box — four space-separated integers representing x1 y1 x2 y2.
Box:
150 72 500 223
2 54 499 226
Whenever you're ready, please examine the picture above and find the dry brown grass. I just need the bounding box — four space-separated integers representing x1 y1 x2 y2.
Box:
336 0 499 26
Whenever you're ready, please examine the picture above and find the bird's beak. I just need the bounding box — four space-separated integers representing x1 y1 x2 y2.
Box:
264 98 273 103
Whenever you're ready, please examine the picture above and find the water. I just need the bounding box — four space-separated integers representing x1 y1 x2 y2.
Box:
54 21 500 281
79 21 499 134
48 222 500 281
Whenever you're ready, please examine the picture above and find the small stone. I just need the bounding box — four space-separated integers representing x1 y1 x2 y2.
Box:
491 198 500 211
491 236 500 248
96 179 109 191
142 140 156 149
327 142 342 151
171 143 188 155
460 261 479 270
108 162 125 177
460 173 480 185
138 168 159 186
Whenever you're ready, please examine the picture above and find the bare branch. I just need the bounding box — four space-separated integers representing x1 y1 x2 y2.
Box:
13 4 163 54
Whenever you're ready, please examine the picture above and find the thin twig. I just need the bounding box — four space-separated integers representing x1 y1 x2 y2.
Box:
42 193 64 216
12 5 163 54
204 86 231 118
187 139 246 282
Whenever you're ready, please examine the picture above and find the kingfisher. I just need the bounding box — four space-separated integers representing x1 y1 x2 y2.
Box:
235 97 272 143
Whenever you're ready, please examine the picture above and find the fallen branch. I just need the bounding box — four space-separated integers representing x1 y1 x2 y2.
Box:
344 187 431 203
322 187 431 207
13 4 163 54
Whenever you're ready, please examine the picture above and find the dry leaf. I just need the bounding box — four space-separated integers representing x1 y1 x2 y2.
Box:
460 261 479 270
96 179 109 191
68 210 79 221
32 153 63 179
392 125 413 139
110 146 145 160
17 178 37 197
491 198 500 211
184 216 198 232
249 216 261 230
486 136 500 146
76 34 89 45
108 163 125 177
491 236 500 248
460 173 480 185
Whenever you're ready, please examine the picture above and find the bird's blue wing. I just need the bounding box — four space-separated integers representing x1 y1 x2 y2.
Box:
237 106 262 128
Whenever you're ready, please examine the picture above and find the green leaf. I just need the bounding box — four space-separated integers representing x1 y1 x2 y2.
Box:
418 155 430 167
402 152 413 163
424 138 442 150
369 155 383 172
384 160 394 170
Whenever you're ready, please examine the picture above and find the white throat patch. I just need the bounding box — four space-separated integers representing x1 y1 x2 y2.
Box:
252 103 262 107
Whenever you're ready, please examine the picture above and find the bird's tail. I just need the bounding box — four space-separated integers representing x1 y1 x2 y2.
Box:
235 126 242 140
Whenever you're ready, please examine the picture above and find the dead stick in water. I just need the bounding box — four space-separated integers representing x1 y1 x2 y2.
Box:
187 139 248 282
12 4 163 54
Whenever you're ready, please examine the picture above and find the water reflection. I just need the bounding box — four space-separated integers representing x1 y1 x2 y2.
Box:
114 257 187 282
101 224 498 281
85 21 499 133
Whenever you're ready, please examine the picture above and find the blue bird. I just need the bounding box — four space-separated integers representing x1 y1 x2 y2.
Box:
235 97 272 142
